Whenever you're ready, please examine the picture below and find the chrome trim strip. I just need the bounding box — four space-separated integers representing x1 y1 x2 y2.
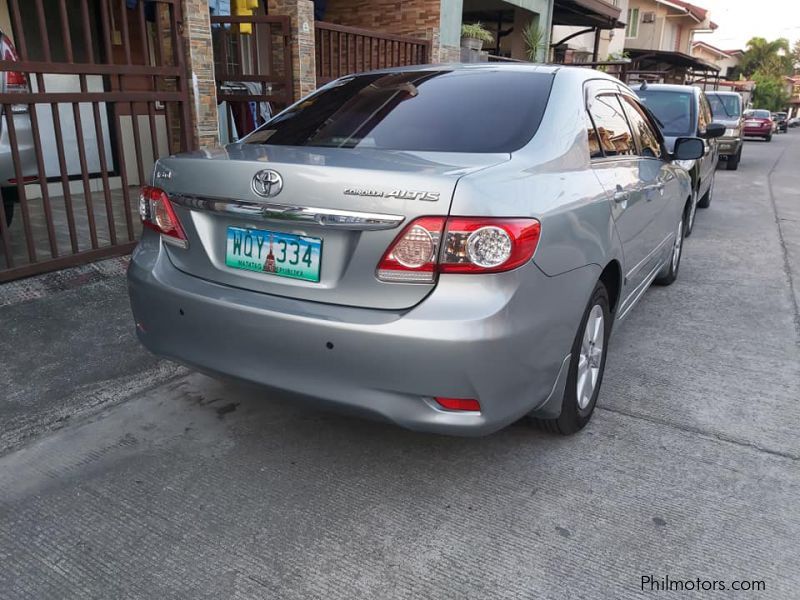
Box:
169 194 405 231
617 257 667 321
625 232 673 280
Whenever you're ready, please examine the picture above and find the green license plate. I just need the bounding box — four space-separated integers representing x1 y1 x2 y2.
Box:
225 226 322 282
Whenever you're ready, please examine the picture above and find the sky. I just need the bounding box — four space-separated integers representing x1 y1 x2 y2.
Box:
691 0 800 51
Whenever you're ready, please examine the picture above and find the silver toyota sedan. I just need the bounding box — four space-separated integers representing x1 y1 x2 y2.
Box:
128 64 704 436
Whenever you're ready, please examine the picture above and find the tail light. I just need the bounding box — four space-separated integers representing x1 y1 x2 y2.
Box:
1 34 29 114
139 186 188 248
377 216 540 283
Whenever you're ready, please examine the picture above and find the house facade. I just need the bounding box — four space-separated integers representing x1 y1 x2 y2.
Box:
623 0 714 54
321 0 554 63
620 0 718 83
691 41 742 80
0 0 566 281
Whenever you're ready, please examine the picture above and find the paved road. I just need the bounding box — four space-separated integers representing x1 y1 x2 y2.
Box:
1 134 799 599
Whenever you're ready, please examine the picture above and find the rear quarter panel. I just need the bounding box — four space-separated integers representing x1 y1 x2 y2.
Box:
450 70 622 279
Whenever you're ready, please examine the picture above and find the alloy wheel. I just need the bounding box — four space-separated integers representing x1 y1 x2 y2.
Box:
577 305 605 410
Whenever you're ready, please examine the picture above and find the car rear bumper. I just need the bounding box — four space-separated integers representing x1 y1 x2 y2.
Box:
743 127 771 137
128 232 599 436
717 138 742 159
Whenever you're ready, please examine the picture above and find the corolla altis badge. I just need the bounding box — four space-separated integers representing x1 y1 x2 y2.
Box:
252 169 284 198
344 188 440 202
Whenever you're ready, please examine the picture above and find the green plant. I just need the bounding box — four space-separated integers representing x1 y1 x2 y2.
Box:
606 50 630 61
461 22 494 44
751 71 791 111
522 23 547 62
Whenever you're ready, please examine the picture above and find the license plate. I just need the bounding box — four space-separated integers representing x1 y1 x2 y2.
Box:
225 226 322 282
745 120 758 126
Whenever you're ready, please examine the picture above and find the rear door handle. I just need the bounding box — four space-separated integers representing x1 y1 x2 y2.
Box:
643 182 665 195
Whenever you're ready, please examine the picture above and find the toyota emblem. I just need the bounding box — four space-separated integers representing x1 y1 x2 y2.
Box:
252 169 283 198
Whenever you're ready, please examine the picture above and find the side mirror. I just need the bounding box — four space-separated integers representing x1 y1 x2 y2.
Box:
673 137 705 161
701 122 726 139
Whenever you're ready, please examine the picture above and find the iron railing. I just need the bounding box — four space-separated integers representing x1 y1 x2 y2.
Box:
0 0 192 281
315 22 431 85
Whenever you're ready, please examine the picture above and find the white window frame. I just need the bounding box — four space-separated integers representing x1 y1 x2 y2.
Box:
626 8 640 39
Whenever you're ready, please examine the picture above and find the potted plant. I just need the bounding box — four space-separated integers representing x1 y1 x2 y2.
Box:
522 23 547 62
461 22 494 52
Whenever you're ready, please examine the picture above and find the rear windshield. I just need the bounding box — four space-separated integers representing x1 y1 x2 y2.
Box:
634 90 695 136
746 110 771 119
707 93 741 118
244 70 555 153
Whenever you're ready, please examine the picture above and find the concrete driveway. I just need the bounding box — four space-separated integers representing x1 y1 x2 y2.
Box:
1 133 799 599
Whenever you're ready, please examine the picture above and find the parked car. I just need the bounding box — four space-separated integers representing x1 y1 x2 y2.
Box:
128 65 705 436
706 90 744 170
788 116 800 128
0 30 36 228
744 109 774 141
773 111 788 133
634 83 723 235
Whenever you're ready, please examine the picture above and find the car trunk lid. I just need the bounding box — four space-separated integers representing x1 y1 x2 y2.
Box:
155 144 509 310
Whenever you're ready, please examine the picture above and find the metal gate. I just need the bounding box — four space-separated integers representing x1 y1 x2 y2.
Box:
0 0 193 281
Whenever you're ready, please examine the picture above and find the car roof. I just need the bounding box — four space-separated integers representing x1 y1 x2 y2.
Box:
331 62 626 84
348 62 561 76
632 83 699 95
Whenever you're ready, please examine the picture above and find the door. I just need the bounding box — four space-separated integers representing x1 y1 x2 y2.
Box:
587 92 656 293
697 92 718 196
619 93 677 271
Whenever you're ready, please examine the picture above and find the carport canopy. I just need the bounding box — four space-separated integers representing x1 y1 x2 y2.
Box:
552 0 624 29
626 48 721 73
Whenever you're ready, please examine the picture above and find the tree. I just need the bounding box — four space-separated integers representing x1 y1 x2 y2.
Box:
792 39 800 70
751 71 790 112
739 37 792 77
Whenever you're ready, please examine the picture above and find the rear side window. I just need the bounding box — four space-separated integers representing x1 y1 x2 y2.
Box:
588 94 635 157
245 70 555 153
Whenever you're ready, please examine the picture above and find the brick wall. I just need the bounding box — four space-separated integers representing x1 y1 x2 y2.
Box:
269 0 317 101
322 0 461 63
182 0 219 147
323 0 441 37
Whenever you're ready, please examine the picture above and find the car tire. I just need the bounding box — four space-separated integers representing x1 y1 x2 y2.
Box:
530 281 611 435
655 208 686 286
685 187 698 236
1 186 17 227
726 148 741 171
697 175 714 209
765 134 772 142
